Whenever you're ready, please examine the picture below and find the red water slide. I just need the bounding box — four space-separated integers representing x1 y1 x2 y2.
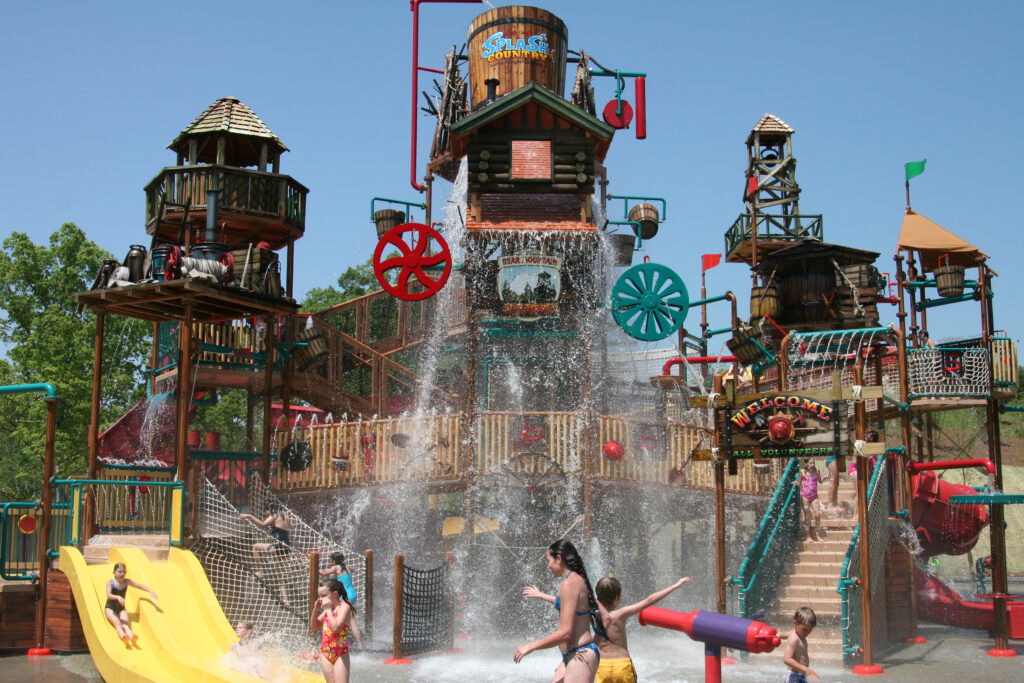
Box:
96 393 190 466
914 566 1024 638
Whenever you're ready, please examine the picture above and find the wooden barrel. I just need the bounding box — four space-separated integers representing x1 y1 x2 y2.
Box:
779 271 833 323
750 284 781 318
467 6 568 109
726 326 767 366
627 203 660 239
608 233 635 267
374 209 405 238
292 327 328 370
935 264 965 297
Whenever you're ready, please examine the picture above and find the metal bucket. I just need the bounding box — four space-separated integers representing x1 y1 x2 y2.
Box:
609 233 635 267
124 245 147 282
192 242 227 261
150 247 170 281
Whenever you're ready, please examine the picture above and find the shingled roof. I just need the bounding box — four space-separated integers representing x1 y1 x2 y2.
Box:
747 113 794 144
168 96 288 167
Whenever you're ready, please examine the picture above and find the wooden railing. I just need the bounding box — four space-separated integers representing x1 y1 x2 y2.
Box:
274 414 463 489
144 165 307 233
272 411 777 496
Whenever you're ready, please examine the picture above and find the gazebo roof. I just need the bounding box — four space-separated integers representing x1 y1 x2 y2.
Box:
168 96 288 167
747 113 794 144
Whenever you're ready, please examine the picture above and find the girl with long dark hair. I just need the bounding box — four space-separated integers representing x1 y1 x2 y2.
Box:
516 539 600 682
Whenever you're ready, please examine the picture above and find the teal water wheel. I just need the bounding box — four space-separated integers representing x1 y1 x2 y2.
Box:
611 262 689 341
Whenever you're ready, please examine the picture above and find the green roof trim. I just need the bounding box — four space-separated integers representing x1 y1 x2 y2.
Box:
451 82 615 139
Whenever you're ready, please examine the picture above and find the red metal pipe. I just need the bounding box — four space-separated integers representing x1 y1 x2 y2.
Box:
410 1 483 191
907 458 995 475
662 356 738 375
634 76 646 139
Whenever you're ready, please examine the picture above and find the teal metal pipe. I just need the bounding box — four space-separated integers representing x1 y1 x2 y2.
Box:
917 291 991 310
607 194 667 221
689 293 730 308
703 326 733 338
606 220 643 248
369 197 426 222
0 383 59 400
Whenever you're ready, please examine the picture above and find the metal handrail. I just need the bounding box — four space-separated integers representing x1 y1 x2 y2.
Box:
730 457 801 618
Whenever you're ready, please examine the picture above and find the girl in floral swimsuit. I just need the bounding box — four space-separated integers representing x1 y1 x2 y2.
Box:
314 578 354 683
798 458 823 542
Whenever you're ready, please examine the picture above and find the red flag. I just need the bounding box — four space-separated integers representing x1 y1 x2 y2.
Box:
702 254 722 272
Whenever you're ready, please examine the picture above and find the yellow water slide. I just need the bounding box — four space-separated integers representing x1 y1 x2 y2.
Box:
61 545 320 682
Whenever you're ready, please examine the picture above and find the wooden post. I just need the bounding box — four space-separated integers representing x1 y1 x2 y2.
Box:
986 398 1012 655
581 325 594 542
34 397 59 651
895 326 920 642
364 549 374 641
176 303 194 484
445 551 456 650
853 364 877 671
392 554 405 662
712 375 726 614
261 318 277 482
84 311 105 545
461 302 479 544
308 551 320 633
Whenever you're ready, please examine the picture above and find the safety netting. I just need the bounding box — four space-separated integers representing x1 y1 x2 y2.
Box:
907 347 990 399
191 475 365 637
246 473 367 613
397 559 453 656
784 328 899 417
838 455 891 665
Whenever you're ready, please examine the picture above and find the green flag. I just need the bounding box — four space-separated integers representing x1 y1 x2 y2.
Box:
905 159 927 181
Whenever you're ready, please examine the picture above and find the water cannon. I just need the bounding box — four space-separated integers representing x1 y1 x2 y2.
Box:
639 606 780 683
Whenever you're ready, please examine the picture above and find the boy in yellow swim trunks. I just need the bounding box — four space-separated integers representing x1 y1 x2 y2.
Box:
594 575 693 682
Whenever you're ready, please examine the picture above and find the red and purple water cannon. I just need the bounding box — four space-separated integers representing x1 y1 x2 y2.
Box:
639 607 780 683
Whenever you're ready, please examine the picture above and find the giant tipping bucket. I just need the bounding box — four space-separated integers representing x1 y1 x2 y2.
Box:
911 470 988 557
467 6 568 109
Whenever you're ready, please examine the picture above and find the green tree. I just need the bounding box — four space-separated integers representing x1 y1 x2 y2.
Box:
300 253 397 312
0 224 149 499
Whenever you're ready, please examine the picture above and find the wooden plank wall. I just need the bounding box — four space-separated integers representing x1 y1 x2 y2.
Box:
0 583 35 651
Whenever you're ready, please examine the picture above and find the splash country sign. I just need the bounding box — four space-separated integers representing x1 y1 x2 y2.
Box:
481 31 552 62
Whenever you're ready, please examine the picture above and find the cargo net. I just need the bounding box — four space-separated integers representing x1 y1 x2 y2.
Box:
398 560 453 656
785 328 899 417
907 347 991 399
191 476 365 639
246 472 366 615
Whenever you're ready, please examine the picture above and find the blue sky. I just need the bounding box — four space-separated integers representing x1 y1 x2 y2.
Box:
2 1 1022 346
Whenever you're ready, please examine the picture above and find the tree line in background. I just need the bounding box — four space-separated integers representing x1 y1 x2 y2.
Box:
0 225 383 499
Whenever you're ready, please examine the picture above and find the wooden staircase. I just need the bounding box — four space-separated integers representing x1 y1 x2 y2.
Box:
753 477 859 669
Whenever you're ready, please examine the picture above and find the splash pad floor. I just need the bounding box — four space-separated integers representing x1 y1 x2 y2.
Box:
7 623 1021 682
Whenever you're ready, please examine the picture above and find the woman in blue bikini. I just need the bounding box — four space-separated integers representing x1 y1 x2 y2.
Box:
516 539 601 682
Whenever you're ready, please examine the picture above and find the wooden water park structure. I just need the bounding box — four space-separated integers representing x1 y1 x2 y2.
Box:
1 3 1021 674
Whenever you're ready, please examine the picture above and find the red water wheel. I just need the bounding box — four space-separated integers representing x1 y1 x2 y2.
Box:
373 222 452 301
